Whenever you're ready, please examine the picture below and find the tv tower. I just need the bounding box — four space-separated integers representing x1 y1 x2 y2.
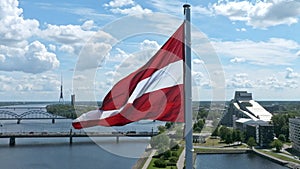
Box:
59 74 64 103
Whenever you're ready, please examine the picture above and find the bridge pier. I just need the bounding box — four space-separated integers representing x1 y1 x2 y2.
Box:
52 118 55 124
116 136 119 144
17 119 21 124
9 137 15 146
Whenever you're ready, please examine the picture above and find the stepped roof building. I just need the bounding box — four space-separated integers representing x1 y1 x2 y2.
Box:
222 91 273 126
221 91 274 147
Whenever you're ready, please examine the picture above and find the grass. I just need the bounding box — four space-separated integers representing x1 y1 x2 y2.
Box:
258 150 300 164
147 160 177 169
146 147 184 169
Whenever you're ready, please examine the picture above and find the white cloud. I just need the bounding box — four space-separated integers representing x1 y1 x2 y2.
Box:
211 0 300 28
193 59 204 64
230 57 246 63
104 0 135 8
59 44 75 54
110 4 152 15
286 67 300 79
104 0 152 15
0 73 60 92
40 24 94 45
212 38 300 66
140 39 159 51
0 0 60 73
0 0 39 46
48 44 56 51
236 28 247 32
0 41 59 73
227 73 253 88
81 20 95 31
0 54 5 62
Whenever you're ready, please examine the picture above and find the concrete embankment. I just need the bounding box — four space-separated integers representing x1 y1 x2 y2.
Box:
194 147 251 154
253 148 300 169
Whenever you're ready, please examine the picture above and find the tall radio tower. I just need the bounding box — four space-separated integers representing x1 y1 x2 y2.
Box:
59 74 64 103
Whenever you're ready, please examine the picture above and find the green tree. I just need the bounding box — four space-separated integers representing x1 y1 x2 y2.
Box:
196 108 209 120
157 125 166 134
247 137 257 148
271 113 295 140
219 126 230 141
211 126 219 138
225 130 233 144
278 134 286 142
165 122 174 129
271 139 283 152
193 119 205 133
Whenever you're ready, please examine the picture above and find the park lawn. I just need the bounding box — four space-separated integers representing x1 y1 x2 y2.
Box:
147 147 184 169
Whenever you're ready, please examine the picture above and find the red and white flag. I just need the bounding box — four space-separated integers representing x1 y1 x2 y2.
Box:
72 23 185 129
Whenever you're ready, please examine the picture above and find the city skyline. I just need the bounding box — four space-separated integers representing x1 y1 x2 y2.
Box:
1 0 300 101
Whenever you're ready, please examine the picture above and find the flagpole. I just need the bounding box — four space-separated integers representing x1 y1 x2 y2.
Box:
183 4 193 169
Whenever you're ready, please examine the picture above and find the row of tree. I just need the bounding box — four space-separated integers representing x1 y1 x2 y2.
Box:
212 126 244 144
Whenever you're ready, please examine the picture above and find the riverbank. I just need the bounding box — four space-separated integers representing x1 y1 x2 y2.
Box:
253 148 300 169
194 147 300 169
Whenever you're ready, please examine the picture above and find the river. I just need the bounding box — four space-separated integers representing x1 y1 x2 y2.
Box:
0 103 162 169
195 153 288 169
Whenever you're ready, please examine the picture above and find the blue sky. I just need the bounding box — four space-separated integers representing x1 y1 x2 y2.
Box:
1 0 300 101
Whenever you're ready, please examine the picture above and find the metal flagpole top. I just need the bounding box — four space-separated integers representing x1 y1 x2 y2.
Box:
183 3 191 8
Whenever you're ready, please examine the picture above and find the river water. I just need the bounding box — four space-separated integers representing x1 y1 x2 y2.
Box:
195 153 288 169
0 103 162 169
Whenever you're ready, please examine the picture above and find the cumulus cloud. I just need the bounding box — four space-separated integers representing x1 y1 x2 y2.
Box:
0 73 60 92
59 44 75 54
211 0 300 28
104 0 152 15
81 20 95 31
48 44 56 51
193 59 204 64
227 73 253 88
0 41 59 73
104 0 135 8
40 24 94 45
0 0 39 46
230 57 246 63
110 4 152 15
0 0 60 73
140 39 159 51
286 67 300 79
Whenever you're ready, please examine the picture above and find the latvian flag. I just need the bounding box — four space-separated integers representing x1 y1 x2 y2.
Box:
72 23 185 129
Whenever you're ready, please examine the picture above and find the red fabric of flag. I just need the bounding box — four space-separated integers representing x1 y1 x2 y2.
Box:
73 23 185 129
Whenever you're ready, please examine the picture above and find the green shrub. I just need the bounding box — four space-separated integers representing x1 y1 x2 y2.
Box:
154 159 166 168
171 151 178 157
169 156 178 163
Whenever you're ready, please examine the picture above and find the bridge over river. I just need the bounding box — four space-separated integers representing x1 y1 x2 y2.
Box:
0 107 70 124
0 131 159 146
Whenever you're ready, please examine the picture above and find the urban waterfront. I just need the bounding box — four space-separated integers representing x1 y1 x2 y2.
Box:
0 103 296 169
195 153 287 169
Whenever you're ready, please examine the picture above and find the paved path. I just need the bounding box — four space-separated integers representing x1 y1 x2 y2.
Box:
177 147 186 169
142 149 157 169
